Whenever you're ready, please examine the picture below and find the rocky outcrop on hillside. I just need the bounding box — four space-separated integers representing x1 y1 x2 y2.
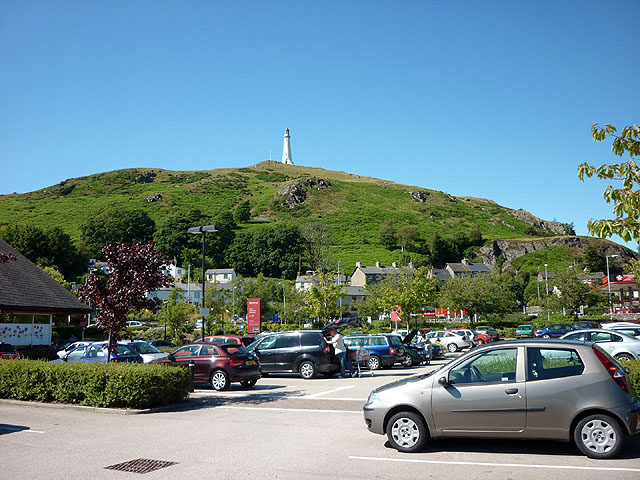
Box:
409 191 430 202
136 171 156 184
509 209 573 235
480 236 636 268
276 178 332 208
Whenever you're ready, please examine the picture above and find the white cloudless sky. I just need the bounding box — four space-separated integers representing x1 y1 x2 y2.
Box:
1 1 638 247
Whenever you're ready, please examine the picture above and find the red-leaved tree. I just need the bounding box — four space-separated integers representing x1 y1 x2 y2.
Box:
78 242 173 357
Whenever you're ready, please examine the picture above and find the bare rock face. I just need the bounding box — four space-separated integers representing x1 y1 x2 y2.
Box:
136 171 156 184
509 209 572 235
146 193 163 202
409 191 430 202
480 237 636 268
276 178 331 208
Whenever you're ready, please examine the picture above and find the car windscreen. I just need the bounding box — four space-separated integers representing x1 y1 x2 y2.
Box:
132 342 162 354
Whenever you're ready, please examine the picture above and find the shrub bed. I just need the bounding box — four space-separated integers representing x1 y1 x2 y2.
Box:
625 359 640 396
0 360 191 409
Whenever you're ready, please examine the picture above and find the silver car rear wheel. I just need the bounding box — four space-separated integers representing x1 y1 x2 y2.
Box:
210 370 229 391
614 353 634 362
574 414 623 459
387 411 428 453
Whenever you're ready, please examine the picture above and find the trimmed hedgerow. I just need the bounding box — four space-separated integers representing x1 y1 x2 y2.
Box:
0 360 191 409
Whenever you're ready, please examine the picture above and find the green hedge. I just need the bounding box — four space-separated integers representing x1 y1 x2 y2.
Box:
0 360 191 409
626 360 640 396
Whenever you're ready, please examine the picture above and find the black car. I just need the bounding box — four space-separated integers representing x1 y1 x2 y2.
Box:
392 330 431 367
246 330 339 379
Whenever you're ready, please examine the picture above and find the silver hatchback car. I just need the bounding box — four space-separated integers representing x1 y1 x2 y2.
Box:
363 340 640 459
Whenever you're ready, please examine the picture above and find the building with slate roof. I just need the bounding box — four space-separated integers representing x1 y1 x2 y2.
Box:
0 238 91 346
428 258 491 281
350 261 415 287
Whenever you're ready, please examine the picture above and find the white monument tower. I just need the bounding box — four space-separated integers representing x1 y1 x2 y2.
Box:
281 128 293 165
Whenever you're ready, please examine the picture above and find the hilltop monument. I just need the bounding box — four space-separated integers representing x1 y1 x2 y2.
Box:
281 128 293 165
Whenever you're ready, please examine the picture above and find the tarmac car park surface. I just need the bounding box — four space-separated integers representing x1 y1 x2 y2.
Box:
2 352 640 480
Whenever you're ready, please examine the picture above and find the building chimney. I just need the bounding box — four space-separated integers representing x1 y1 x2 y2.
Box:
392 262 397 268
376 261 381 268
461 258 469 266
356 261 362 268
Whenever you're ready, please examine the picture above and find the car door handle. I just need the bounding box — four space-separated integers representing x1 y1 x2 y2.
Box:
505 388 519 395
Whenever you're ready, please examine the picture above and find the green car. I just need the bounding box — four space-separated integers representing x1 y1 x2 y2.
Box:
515 324 534 339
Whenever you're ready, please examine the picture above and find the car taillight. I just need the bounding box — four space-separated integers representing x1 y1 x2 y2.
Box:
113 359 120 363
461 336 467 341
323 346 331 354
229 359 244 367
593 346 629 393
389 347 396 354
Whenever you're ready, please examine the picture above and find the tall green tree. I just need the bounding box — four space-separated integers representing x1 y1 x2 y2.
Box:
80 207 156 257
234 200 252 224
157 288 196 343
439 273 518 326
300 271 347 324
379 219 397 250
300 222 333 272
394 225 419 253
154 210 207 260
549 269 604 319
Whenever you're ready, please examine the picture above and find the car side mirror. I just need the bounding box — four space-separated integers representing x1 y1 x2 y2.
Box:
438 376 449 386
168 353 175 361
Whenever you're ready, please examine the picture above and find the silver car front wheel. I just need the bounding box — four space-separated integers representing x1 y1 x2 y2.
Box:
447 342 458 353
574 414 623 459
386 411 428 453
210 370 229 391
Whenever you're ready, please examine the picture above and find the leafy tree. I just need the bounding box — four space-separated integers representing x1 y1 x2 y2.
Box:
426 233 448 268
300 271 347 323
580 244 608 273
43 265 72 291
226 224 304 279
394 225 419 252
154 210 207 260
379 219 397 250
80 207 156 257
157 288 196 343
548 269 604 319
78 242 172 358
299 222 333 271
374 266 438 328
234 200 252 224
578 123 640 241
438 273 518 326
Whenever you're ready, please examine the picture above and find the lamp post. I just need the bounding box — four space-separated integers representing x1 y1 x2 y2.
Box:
188 225 218 341
282 282 286 324
337 260 343 319
606 254 619 320
544 264 550 322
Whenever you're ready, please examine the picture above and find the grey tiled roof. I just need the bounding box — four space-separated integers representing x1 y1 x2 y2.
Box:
0 238 91 314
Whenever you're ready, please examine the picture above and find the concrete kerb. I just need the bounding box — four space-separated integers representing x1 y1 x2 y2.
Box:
0 396 208 415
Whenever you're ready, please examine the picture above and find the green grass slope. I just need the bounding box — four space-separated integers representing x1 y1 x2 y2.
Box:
0 161 565 269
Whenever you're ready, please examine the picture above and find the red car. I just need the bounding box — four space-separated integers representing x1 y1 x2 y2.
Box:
0 342 20 359
194 335 255 347
159 343 261 391
475 331 493 344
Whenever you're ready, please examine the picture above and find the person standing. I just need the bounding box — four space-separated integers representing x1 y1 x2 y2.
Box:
326 327 352 378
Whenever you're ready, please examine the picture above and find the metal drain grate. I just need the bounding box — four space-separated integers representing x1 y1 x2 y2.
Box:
105 458 178 474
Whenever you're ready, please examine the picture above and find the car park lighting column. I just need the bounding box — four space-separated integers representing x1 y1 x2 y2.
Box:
188 225 219 341
606 254 619 320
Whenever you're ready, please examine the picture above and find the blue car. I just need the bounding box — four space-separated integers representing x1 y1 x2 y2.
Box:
344 334 405 370
52 342 143 363
534 323 574 339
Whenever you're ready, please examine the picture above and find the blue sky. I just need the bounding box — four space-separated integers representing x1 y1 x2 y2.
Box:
2 1 639 248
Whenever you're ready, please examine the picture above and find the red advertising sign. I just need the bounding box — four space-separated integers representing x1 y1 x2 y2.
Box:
390 311 401 322
247 298 262 334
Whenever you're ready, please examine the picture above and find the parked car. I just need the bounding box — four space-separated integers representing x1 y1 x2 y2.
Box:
474 331 493 344
0 342 20 360
534 323 574 338
608 325 640 339
363 339 640 459
148 339 176 349
451 329 479 347
389 330 431 367
159 343 261 390
52 342 143 363
56 341 94 359
246 330 339 379
344 334 405 370
561 329 640 362
425 331 471 353
474 325 497 339
195 335 255 347
573 320 593 330
515 324 534 339
126 320 143 328
118 340 169 363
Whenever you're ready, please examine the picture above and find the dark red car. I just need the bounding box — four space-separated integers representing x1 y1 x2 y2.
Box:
0 342 20 359
194 335 255 347
159 343 261 391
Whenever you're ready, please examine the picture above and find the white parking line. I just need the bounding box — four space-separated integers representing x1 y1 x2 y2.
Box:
216 406 361 414
348 456 640 472
0 427 45 434
304 386 354 398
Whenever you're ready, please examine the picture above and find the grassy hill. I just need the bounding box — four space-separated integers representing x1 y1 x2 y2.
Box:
0 161 577 270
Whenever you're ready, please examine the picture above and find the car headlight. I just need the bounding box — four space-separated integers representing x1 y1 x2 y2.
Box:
366 391 379 405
